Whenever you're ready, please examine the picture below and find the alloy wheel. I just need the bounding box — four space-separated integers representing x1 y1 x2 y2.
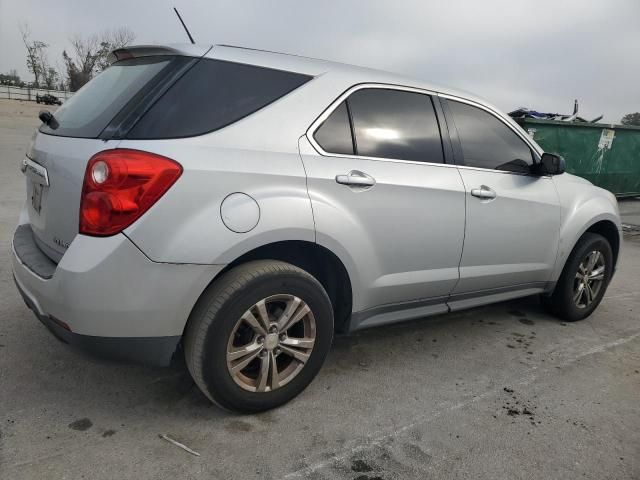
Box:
573 250 606 309
226 294 316 392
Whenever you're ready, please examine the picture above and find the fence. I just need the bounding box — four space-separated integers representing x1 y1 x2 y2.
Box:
0 85 73 103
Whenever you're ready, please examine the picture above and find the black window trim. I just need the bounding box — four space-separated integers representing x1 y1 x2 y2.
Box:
344 99 358 155
99 55 199 140
307 83 544 174
307 83 450 166
438 94 545 177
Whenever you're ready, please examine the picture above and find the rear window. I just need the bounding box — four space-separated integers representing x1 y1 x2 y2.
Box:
127 59 313 139
39 57 173 138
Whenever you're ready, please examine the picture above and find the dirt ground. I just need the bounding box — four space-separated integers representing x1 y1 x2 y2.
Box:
0 99 47 129
0 98 638 480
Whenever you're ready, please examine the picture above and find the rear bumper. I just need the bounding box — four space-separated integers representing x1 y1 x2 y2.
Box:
11 222 224 366
14 274 180 365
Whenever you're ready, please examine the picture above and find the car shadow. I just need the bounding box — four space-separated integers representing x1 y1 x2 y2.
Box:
82 293 564 420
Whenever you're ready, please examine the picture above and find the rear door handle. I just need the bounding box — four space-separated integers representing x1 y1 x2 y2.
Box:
335 170 376 188
470 185 496 200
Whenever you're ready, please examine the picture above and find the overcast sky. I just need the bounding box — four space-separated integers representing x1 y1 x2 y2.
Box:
1 0 638 122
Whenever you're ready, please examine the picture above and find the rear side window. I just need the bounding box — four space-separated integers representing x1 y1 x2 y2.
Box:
127 59 312 139
314 88 444 163
448 100 533 173
314 101 354 155
39 57 173 138
350 89 443 162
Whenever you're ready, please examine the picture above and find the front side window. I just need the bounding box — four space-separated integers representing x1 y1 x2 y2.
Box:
447 100 533 173
313 88 444 163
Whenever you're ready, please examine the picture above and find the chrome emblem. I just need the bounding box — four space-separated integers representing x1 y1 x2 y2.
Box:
53 236 70 250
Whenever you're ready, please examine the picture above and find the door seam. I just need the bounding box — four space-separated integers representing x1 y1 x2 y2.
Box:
447 166 468 309
297 134 317 243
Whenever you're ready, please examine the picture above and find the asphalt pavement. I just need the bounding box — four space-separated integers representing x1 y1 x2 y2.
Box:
0 99 638 480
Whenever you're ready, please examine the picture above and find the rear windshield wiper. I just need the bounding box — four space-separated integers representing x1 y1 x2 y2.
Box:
39 110 59 130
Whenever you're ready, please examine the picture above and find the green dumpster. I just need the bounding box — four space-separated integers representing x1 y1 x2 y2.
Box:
516 119 640 197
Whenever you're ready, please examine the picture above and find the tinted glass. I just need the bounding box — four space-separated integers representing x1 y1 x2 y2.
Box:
347 89 443 163
39 57 172 138
448 100 533 173
314 101 354 155
128 59 312 139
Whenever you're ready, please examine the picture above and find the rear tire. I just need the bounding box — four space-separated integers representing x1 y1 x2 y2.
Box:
542 232 613 322
184 260 333 412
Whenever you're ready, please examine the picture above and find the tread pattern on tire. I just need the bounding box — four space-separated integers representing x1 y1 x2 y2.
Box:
183 260 327 407
545 232 612 322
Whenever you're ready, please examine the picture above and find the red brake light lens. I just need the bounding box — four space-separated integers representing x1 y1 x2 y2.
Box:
80 149 182 236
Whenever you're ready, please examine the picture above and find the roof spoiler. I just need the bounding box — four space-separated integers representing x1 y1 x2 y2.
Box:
108 44 212 65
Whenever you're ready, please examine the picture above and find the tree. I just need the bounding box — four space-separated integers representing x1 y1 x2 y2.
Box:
20 24 47 87
63 33 104 91
42 67 60 90
95 27 136 71
20 23 62 89
621 112 640 127
0 70 25 87
62 27 135 91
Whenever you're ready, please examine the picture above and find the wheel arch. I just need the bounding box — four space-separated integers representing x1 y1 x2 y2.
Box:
584 220 620 269
554 216 621 283
187 240 354 334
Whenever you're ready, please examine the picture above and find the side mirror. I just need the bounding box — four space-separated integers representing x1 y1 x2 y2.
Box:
533 153 565 176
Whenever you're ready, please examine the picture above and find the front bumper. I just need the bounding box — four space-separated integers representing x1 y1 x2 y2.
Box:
11 223 224 366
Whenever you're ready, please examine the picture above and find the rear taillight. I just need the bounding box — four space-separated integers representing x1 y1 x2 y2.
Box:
80 149 182 236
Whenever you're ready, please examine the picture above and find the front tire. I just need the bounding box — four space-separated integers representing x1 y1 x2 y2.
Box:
542 232 613 321
184 260 334 413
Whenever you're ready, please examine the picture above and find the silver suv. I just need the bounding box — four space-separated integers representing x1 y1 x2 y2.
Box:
12 44 621 412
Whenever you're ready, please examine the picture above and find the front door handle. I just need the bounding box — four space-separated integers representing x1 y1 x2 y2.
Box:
335 170 376 188
470 185 496 200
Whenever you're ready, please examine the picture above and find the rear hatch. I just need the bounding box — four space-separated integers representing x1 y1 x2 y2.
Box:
24 46 208 262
